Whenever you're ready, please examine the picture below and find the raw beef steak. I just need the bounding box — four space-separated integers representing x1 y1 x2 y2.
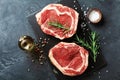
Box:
49 42 89 76
35 4 79 40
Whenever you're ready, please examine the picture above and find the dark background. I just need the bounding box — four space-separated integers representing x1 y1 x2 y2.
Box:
0 0 120 80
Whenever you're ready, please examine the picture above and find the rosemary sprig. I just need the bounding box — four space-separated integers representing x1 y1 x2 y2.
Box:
76 35 91 49
76 32 100 62
48 22 69 30
89 32 100 62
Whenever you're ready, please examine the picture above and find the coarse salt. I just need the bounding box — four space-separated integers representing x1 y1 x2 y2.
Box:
106 70 109 73
73 0 76 3
75 7 77 10
88 10 100 22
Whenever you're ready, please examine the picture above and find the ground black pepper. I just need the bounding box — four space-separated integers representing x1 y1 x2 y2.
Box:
28 37 50 66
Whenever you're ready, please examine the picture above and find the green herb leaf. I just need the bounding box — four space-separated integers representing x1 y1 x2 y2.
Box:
48 22 69 30
76 35 91 49
89 32 99 62
75 31 100 62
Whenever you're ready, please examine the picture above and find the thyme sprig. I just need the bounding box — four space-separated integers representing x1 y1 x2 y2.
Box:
48 22 70 30
76 32 100 62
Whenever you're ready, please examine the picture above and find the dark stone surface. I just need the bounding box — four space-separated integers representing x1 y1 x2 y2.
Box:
0 0 120 80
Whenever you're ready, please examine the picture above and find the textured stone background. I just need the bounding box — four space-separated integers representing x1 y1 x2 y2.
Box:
0 0 120 80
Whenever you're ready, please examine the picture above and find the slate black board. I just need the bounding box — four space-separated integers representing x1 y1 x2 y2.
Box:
28 0 107 80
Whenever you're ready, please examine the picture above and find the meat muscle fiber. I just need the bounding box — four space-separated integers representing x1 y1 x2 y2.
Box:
49 42 89 76
35 4 79 40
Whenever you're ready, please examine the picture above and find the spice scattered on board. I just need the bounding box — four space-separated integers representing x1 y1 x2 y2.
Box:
30 37 50 65
27 68 30 72
27 37 50 72
106 70 109 73
73 0 78 10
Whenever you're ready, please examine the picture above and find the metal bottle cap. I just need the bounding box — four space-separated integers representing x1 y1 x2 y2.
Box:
18 35 35 52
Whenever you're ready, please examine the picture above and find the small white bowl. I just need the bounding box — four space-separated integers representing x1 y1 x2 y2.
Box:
87 8 102 23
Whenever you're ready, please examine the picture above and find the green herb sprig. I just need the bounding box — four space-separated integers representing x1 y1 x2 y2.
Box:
48 22 69 30
76 32 100 62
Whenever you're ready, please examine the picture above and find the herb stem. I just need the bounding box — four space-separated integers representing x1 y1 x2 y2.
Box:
48 22 69 30
75 32 99 62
